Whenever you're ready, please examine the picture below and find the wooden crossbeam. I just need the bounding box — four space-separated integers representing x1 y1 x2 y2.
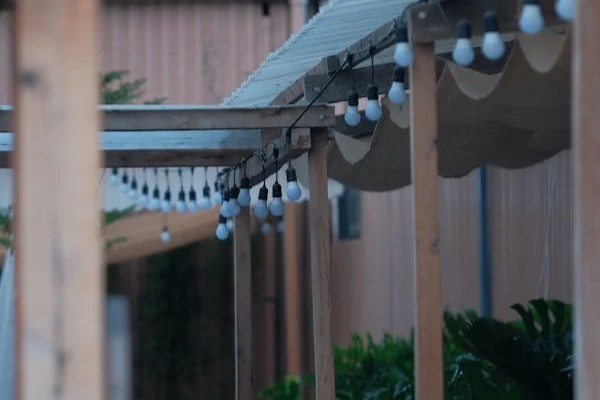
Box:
0 104 335 132
409 0 563 44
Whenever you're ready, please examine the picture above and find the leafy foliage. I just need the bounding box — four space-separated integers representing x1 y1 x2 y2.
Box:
101 70 166 105
258 299 573 400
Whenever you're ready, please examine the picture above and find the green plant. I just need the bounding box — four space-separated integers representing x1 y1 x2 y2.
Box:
101 70 166 105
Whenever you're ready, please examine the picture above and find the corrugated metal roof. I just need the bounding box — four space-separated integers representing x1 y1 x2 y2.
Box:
223 0 411 106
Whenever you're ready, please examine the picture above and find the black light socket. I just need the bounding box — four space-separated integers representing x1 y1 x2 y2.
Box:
523 0 539 4
152 187 160 199
219 215 227 224
347 90 359 107
367 84 379 100
202 184 210 198
141 183 149 196
393 66 405 83
258 186 268 201
164 189 171 202
286 165 298 183
178 189 185 201
111 167 118 176
458 19 472 39
131 178 138 190
122 173 129 185
396 26 408 43
272 181 282 198
189 188 197 201
484 11 499 32
240 176 250 189
230 185 240 199
222 189 231 202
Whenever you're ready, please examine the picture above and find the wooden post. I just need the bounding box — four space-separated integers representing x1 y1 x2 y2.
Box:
409 42 444 400
234 207 253 400
573 0 600 399
308 128 335 399
283 202 305 375
12 1 103 400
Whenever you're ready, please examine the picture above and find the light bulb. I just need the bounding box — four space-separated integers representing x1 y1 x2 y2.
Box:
519 0 545 35
160 227 170 243
254 186 269 219
482 12 505 61
344 90 361 127
394 26 413 67
226 219 234 232
229 186 241 216
285 165 302 201
128 188 137 200
388 66 406 105
269 182 285 217
187 188 198 213
138 191 149 209
176 200 186 213
215 217 229 240
213 182 223 205
199 185 211 209
220 190 232 218
452 20 475 66
260 223 271 235
365 84 381 122
161 189 172 213
120 173 129 194
238 177 251 207
277 219 285 234
149 188 160 211
109 168 119 186
555 0 573 21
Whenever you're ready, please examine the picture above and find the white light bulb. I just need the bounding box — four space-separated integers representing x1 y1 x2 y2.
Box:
138 194 149 209
187 201 199 213
160 228 170 243
199 195 212 210
344 106 361 126
120 182 129 194
365 99 382 122
452 38 475 66
215 223 229 240
394 42 413 67
482 32 505 60
269 197 285 217
220 200 232 218
128 188 138 200
254 200 269 219
176 200 186 213
260 223 271 235
109 173 119 186
519 4 545 35
226 219 234 232
286 181 302 201
277 220 285 234
214 191 223 205
555 0 573 21
161 200 172 213
149 197 160 211
238 188 251 207
229 198 241 216
388 82 406 105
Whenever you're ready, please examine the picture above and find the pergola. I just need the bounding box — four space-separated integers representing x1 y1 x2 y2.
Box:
2 0 599 400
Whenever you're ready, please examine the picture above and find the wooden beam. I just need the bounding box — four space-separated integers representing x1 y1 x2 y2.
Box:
409 42 443 400
307 128 334 399
0 104 336 132
573 0 600 398
13 0 104 399
234 207 253 400
225 128 311 187
409 0 564 44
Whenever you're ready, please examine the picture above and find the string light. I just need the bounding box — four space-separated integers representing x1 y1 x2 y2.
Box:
555 0 573 21
394 26 413 67
269 147 285 217
365 47 382 122
139 168 150 209
215 215 230 240
482 12 505 61
149 168 161 211
519 0 545 35
129 170 138 200
187 167 199 213
220 186 233 218
213 172 223 205
161 169 172 213
238 160 252 207
160 226 170 243
254 163 269 219
285 162 302 201
344 54 361 127
452 19 475 66
110 167 119 186
199 167 212 210
175 168 186 213
120 169 130 194
228 167 241 217
388 66 406 105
